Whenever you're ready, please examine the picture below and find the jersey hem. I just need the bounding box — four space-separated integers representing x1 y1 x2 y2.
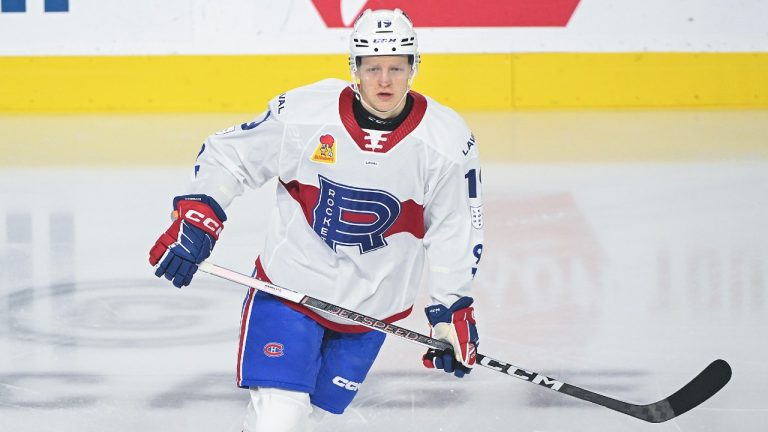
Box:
278 298 414 334
254 257 414 334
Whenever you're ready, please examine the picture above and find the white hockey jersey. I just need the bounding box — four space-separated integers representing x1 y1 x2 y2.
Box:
188 79 483 332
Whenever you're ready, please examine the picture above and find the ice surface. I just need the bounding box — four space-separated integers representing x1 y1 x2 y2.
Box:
1 113 766 431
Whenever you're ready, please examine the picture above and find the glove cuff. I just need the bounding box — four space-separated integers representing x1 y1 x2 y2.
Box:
425 296 474 326
173 194 227 221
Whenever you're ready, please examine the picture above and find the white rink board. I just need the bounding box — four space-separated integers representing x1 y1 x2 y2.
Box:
0 0 767 55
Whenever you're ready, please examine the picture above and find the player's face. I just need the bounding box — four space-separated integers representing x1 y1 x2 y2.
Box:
356 55 413 118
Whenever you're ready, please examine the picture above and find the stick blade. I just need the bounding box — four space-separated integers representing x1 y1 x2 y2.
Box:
643 359 732 423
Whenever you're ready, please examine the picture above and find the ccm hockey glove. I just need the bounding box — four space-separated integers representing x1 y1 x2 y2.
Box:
422 296 478 378
149 194 226 288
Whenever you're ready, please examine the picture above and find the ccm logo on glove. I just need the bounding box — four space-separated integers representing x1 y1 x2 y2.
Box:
183 209 222 236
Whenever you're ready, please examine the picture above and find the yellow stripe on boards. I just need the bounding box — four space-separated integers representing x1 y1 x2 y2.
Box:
512 52 768 108
414 53 513 109
0 55 350 113
0 53 766 112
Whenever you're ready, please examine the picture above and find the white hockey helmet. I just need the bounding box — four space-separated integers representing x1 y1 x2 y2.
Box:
349 8 420 74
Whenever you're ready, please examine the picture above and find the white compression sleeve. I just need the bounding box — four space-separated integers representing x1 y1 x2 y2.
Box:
242 387 322 432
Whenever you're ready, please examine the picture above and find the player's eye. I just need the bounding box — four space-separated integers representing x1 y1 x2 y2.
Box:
390 66 408 76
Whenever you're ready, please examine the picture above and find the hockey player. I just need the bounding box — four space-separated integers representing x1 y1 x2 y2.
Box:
149 8 483 432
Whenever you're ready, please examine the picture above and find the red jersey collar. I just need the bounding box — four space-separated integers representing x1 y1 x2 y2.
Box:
339 86 427 154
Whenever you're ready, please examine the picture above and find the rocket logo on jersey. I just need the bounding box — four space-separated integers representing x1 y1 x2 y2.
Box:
312 175 401 253
311 134 337 164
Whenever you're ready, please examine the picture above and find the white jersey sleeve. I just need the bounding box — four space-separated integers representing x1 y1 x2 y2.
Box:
422 123 483 308
186 100 285 208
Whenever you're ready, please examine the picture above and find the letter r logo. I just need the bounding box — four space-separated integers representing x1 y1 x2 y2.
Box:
312 175 401 253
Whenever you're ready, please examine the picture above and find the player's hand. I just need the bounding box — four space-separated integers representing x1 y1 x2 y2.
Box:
149 194 226 288
422 296 478 378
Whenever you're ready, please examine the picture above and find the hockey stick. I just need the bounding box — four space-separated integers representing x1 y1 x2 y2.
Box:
197 261 731 423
